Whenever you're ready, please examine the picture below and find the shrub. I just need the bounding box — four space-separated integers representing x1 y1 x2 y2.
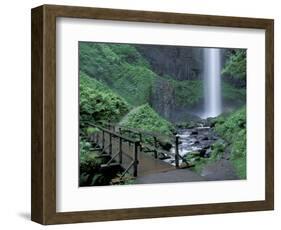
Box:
222 50 246 80
79 72 129 132
119 104 174 136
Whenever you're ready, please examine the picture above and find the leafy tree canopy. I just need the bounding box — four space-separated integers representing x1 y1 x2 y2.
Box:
222 50 246 80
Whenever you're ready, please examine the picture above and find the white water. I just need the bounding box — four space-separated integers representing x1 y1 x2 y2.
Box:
203 48 222 118
167 126 212 166
167 129 201 165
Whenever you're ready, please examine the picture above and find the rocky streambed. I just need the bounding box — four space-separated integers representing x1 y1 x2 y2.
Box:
160 121 239 180
164 123 222 166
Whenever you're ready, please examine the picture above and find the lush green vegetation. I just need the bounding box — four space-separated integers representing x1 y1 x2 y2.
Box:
79 140 109 186
80 72 130 132
79 43 181 185
213 107 246 178
80 42 206 108
166 77 203 106
78 42 247 184
187 141 226 173
79 42 156 106
222 81 246 104
79 139 136 186
222 50 246 80
188 108 246 179
119 104 174 136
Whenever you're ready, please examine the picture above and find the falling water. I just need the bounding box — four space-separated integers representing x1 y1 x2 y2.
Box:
203 48 222 118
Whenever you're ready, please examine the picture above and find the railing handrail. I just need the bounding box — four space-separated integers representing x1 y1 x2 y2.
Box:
88 121 182 170
102 121 176 140
85 122 139 144
101 122 182 167
90 122 140 178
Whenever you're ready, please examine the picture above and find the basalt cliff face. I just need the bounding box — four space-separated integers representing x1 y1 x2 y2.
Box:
136 45 205 121
136 45 203 81
136 45 235 82
150 77 176 121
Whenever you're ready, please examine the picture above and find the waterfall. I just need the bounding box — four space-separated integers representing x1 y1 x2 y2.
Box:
203 48 222 118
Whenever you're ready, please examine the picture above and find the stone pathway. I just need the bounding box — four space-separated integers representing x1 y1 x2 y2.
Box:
135 168 206 184
200 158 239 180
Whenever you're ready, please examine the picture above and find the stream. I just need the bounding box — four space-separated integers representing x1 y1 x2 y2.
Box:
164 124 219 166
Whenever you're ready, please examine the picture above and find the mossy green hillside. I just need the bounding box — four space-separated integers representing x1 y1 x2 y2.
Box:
119 104 174 136
79 72 130 130
79 42 155 106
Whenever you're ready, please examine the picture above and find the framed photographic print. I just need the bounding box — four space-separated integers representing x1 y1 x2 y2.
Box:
31 4 274 224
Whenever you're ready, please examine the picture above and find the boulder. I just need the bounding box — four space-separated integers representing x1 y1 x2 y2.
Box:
158 139 173 151
194 140 200 144
189 151 200 156
179 162 190 168
190 130 198 135
201 136 209 141
199 148 207 157
204 148 212 158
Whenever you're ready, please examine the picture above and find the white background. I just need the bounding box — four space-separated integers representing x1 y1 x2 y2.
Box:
0 0 279 229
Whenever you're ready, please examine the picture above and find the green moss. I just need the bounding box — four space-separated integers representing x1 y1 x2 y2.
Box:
190 142 226 173
113 63 156 105
222 50 246 79
108 44 150 67
162 76 203 107
214 107 246 143
222 81 246 104
86 127 99 136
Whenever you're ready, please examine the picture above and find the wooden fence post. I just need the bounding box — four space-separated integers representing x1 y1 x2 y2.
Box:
133 142 139 177
119 136 122 164
102 130 105 149
96 133 99 146
109 133 112 155
175 136 179 168
153 136 158 159
128 130 131 148
139 133 142 151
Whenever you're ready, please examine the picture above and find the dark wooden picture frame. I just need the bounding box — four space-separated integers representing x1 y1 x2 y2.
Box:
31 4 274 225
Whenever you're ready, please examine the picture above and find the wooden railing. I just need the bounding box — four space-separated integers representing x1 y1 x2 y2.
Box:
88 122 140 178
101 122 186 168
